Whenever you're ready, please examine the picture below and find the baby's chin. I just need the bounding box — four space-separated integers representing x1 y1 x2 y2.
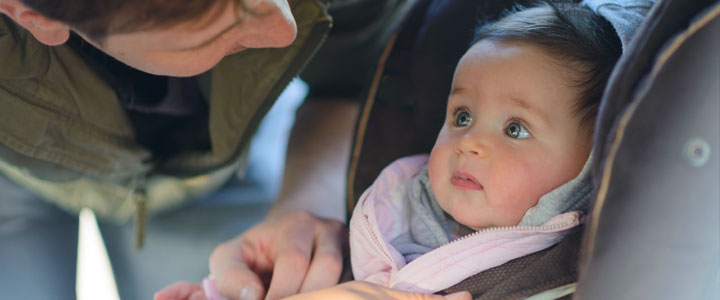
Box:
449 214 488 231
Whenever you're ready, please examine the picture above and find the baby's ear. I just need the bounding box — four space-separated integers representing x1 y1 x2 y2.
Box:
0 1 70 46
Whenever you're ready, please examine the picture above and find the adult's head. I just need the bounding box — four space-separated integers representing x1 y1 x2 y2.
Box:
0 0 297 76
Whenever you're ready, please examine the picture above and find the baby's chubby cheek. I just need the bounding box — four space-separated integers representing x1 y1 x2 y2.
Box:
501 197 541 224
497 178 543 205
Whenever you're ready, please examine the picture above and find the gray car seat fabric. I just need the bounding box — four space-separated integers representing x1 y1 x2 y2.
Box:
578 0 720 299
584 0 656 51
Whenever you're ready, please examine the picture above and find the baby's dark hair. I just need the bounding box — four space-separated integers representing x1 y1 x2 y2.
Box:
474 1 622 130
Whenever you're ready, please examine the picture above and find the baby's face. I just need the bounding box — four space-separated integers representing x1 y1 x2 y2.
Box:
428 40 592 230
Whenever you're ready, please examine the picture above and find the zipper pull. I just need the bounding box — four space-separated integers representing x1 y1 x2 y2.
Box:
134 181 147 249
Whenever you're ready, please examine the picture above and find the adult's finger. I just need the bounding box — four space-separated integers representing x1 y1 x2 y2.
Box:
356 281 472 300
154 281 204 300
209 239 266 300
284 281 472 300
264 212 316 299
188 289 208 300
299 219 346 292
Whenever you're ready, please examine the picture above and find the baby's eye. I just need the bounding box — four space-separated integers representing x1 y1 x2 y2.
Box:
505 121 531 139
454 110 472 127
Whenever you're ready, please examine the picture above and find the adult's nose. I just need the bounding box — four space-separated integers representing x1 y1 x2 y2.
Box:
236 0 297 48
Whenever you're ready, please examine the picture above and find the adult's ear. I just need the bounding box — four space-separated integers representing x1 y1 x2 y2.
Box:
0 0 70 46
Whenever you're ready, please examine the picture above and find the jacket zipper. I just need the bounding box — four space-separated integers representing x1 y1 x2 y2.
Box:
364 209 579 269
133 177 148 249
430 217 579 253
380 214 580 291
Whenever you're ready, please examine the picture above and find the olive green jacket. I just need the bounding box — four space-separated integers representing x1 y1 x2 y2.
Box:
0 0 331 226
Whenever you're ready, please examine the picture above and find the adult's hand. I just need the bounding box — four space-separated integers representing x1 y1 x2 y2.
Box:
157 100 359 300
206 99 356 299
209 210 348 300
284 281 472 300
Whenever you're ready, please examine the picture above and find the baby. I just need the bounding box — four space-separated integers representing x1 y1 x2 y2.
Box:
349 1 625 293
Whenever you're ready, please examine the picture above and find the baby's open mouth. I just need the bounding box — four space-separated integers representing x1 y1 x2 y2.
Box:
451 171 484 191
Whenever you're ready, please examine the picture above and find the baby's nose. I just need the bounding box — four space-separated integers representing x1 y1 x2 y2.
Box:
457 136 490 158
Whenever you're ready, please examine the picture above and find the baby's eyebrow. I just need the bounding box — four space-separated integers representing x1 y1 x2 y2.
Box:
510 96 552 126
510 97 532 111
450 87 465 95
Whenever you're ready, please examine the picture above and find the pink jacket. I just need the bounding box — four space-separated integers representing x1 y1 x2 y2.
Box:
349 155 583 293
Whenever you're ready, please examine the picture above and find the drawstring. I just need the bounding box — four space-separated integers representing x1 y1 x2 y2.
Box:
134 181 147 249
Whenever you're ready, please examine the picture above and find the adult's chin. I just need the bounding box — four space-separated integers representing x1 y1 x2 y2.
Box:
122 58 222 77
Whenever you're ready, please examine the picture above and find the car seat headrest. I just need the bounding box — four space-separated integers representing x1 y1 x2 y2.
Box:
583 0 656 51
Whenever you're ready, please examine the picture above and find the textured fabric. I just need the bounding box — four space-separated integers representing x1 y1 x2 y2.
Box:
583 0 656 51
349 155 583 293
441 229 583 300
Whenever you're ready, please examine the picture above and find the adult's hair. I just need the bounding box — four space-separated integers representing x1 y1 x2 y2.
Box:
474 1 622 129
19 0 243 42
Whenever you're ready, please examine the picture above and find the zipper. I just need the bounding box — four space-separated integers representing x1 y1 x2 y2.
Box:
364 209 579 270
133 177 148 249
433 217 579 252
363 214 394 263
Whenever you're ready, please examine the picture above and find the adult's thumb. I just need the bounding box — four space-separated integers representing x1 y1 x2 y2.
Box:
209 243 265 300
212 264 266 300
